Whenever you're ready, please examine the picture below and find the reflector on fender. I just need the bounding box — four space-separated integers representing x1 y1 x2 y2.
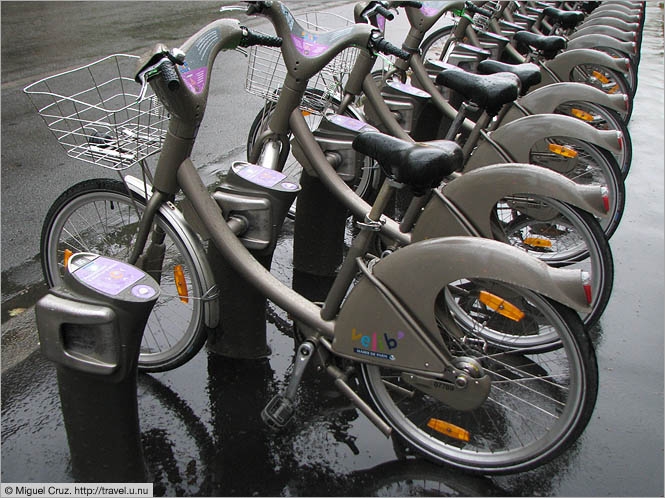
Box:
571 108 594 121
174 265 189 303
524 237 552 248
427 418 470 442
64 249 73 268
593 71 610 84
479 291 525 321
548 143 578 158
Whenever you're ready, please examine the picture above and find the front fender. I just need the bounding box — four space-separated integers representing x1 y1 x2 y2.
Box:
124 175 219 329
566 34 636 57
516 82 627 116
540 48 629 85
412 163 607 242
465 113 621 169
333 237 589 369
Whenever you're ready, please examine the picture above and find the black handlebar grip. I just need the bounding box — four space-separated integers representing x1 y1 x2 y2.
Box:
464 2 493 17
375 38 411 60
239 28 283 48
393 1 423 8
159 60 180 92
375 5 395 20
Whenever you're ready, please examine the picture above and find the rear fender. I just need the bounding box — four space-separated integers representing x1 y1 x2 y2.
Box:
412 163 607 242
569 25 635 43
566 34 636 57
332 237 590 369
539 48 629 86
465 113 621 169
581 17 639 33
514 82 627 117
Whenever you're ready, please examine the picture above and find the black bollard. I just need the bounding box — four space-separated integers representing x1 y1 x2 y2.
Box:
35 252 159 482
205 243 273 359
293 170 349 276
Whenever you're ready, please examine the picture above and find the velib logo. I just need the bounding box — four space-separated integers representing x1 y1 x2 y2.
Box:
351 328 404 361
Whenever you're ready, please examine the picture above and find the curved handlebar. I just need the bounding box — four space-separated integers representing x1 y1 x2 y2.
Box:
238 26 282 48
464 1 493 18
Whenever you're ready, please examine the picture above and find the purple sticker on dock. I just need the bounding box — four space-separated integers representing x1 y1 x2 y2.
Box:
387 81 431 98
181 67 208 94
235 164 286 188
74 256 144 296
328 114 378 132
377 14 386 32
291 33 328 57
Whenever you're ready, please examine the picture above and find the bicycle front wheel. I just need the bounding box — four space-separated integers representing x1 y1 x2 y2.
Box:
569 63 633 122
40 178 208 372
361 284 598 474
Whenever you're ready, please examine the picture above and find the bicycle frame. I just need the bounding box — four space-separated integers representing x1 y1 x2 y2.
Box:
133 11 595 387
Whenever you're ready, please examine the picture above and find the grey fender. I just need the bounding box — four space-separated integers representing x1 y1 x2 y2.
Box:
566 34 636 58
465 113 621 170
123 175 219 328
587 10 640 24
513 82 627 118
333 237 590 368
412 163 607 242
538 49 629 87
568 25 635 43
581 17 639 33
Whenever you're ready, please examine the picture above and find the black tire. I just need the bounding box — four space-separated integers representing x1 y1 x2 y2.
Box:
361 285 598 474
40 178 208 372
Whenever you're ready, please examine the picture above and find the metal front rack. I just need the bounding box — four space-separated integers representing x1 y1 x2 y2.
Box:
24 54 169 171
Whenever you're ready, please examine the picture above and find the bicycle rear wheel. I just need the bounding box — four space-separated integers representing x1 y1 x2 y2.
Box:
528 137 625 239
40 178 208 372
361 283 598 474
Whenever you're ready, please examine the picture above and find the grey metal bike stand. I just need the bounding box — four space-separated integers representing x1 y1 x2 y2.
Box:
35 252 159 482
205 244 273 359
294 170 348 276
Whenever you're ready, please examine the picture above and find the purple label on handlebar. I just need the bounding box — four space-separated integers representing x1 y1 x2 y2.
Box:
377 14 386 32
291 33 328 57
180 67 208 95
420 2 443 17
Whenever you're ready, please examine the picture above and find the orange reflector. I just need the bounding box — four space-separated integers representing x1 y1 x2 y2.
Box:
524 237 552 248
549 143 578 158
592 70 610 84
428 418 470 442
609 84 619 94
174 265 189 303
302 110 312 117
571 108 594 121
479 291 525 322
64 249 73 268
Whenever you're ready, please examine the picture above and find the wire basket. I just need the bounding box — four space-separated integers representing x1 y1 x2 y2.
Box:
24 54 169 171
245 12 360 115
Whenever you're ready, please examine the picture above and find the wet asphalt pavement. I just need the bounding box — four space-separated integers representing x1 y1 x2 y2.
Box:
1 1 664 496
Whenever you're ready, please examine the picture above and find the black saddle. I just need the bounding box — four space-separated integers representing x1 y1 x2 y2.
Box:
543 7 586 29
352 132 463 194
435 69 520 116
513 31 567 59
477 60 542 95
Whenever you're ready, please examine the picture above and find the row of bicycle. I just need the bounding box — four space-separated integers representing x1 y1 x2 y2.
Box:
24 0 645 475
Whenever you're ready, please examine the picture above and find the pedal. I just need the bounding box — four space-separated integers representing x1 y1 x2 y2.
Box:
261 395 295 431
